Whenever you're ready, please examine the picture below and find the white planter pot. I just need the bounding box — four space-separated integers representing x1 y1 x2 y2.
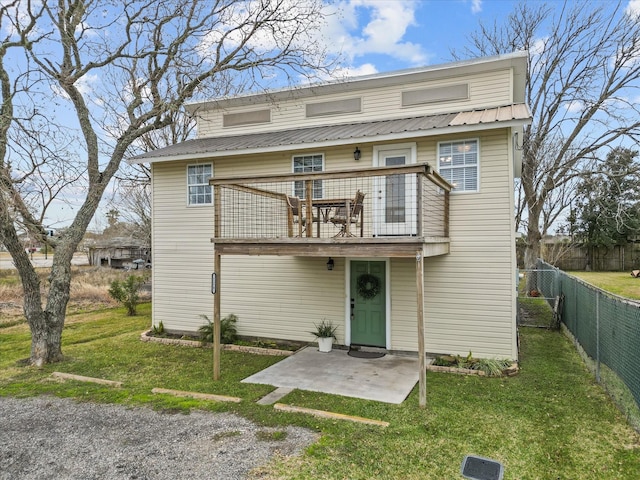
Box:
317 337 333 353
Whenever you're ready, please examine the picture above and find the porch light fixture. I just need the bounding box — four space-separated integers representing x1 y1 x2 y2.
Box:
353 147 361 161
326 257 335 271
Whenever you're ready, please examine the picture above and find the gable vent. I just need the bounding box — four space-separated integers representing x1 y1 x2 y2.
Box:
402 84 469 107
223 109 271 127
306 97 362 118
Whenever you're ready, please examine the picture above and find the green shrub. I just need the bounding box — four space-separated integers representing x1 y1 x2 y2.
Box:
108 275 145 316
198 313 238 344
151 321 165 336
310 319 338 339
432 351 513 377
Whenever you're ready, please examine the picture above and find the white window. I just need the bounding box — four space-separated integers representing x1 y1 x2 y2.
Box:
187 164 213 205
438 140 479 192
293 154 323 199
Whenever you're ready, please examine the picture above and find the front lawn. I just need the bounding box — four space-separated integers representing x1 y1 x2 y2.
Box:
1 304 639 479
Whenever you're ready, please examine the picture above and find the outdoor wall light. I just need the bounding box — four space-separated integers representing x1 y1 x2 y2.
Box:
353 147 361 161
326 257 335 271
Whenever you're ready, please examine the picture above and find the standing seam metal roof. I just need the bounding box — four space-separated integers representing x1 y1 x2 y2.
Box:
132 104 530 162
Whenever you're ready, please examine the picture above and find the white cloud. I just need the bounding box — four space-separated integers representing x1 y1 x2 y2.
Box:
331 63 379 79
626 0 640 19
530 37 547 56
51 73 99 100
197 0 327 60
564 100 584 113
323 0 430 66
470 0 482 14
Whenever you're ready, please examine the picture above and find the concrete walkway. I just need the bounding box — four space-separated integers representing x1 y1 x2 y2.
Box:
243 346 421 404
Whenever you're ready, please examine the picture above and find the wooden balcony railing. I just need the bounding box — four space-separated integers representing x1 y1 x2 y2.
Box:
210 163 451 243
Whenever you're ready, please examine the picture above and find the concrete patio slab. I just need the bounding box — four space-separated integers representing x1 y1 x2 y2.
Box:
243 346 420 404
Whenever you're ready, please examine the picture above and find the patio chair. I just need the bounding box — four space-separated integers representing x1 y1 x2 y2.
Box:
286 195 318 237
330 190 365 237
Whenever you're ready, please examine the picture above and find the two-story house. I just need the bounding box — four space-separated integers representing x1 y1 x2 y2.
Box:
132 52 530 365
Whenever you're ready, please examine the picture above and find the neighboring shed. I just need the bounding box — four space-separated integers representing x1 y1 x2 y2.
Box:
88 245 151 269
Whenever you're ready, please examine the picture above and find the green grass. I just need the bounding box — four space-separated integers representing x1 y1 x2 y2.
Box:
1 304 639 479
568 271 640 300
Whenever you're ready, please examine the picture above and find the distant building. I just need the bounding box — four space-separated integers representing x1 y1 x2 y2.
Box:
88 242 150 269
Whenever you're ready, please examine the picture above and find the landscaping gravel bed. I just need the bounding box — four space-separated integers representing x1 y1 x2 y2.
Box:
0 396 317 480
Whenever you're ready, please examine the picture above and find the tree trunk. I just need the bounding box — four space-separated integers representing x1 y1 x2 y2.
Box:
28 312 64 366
524 195 543 293
1 205 76 365
524 228 542 294
0 221 63 365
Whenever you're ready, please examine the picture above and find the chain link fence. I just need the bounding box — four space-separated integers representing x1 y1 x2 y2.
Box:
535 259 640 426
517 267 560 328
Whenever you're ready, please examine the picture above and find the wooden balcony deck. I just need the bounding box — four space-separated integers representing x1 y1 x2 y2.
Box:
210 163 451 258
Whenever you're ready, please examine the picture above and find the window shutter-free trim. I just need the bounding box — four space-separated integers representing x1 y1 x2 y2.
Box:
293 154 324 199
438 139 479 193
187 164 213 205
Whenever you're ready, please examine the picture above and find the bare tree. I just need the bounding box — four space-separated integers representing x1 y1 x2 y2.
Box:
453 1 640 275
0 0 332 365
112 110 198 246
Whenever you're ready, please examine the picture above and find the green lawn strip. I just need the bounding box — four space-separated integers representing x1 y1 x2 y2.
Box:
1 309 639 479
518 296 555 327
260 328 640 479
568 271 640 301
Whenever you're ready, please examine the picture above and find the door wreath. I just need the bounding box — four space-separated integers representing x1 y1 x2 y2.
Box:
356 273 380 299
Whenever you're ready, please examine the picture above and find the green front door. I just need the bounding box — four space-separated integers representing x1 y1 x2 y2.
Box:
350 260 386 347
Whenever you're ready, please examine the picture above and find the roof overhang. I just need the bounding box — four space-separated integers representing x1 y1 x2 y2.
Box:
130 104 531 165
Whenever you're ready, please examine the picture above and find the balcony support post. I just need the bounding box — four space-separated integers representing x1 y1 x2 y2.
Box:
213 251 221 380
416 249 426 408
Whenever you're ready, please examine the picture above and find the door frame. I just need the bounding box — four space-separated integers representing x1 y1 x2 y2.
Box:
372 142 418 236
344 257 391 349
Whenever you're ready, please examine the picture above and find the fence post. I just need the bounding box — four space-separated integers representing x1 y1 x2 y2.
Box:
596 290 600 383
573 278 578 347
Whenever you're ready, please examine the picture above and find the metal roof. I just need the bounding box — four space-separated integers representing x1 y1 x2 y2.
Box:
131 104 531 163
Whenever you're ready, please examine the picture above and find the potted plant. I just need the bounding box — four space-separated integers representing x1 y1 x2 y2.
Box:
310 319 338 353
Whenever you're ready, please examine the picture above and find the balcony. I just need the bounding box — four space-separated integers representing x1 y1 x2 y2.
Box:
210 163 451 258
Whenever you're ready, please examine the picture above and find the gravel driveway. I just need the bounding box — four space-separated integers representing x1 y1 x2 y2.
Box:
0 396 317 480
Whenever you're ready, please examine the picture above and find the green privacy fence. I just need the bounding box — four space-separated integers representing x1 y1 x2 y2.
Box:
536 260 640 414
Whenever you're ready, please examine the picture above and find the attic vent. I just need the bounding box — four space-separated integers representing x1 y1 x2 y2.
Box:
306 97 362 118
223 109 271 127
402 84 469 107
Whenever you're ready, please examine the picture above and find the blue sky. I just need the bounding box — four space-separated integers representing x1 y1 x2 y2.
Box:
324 0 519 74
34 0 640 229
320 0 639 74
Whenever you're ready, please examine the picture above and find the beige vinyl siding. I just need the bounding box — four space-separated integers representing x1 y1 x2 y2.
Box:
421 129 517 359
388 259 418 351
197 70 513 138
150 148 357 335
382 131 516 359
220 256 346 343
151 131 517 359
151 161 215 332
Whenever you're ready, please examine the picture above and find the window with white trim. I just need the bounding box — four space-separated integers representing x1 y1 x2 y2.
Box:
438 140 478 192
187 164 213 205
293 154 323 199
